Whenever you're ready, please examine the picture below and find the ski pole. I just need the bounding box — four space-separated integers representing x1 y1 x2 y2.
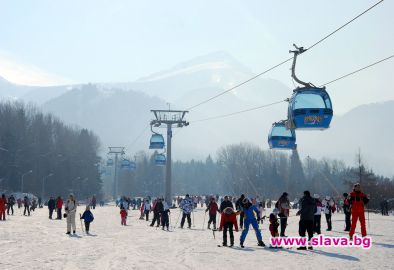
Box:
202 211 207 230
79 213 84 233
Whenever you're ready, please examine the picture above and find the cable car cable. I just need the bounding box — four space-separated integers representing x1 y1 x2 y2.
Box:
185 0 385 111
319 54 394 87
189 52 394 124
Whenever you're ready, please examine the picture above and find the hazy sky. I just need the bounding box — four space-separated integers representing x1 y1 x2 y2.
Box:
0 0 393 113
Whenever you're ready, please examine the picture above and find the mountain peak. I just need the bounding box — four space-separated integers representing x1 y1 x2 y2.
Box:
136 51 252 83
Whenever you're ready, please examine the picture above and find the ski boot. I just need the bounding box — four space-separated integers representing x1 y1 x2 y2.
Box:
222 242 227 247
240 240 245 248
258 240 265 247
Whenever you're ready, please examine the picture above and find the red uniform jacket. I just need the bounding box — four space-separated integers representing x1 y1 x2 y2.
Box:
349 191 369 213
219 212 238 231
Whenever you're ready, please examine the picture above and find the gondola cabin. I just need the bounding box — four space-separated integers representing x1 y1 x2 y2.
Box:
149 134 165 149
268 122 296 150
287 87 333 130
154 154 166 166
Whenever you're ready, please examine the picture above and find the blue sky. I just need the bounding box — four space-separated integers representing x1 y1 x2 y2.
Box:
0 0 393 113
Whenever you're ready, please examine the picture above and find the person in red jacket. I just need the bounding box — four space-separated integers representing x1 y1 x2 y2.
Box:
349 183 369 239
120 206 127 225
219 207 239 247
205 197 219 229
56 196 63 220
0 194 7 220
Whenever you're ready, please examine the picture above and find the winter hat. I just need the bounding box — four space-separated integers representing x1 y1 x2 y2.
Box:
282 192 288 197
185 194 190 198
314 194 320 199
343 193 348 197
325 196 331 200
304 191 311 197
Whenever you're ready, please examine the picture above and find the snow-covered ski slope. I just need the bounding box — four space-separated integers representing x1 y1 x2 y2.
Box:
0 205 393 270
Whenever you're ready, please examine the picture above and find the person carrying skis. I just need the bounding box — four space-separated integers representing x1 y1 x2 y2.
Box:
205 197 219 230
349 183 369 239
275 192 290 237
161 200 171 231
219 207 238 247
296 191 317 250
343 193 351 231
179 194 193 229
80 205 94 234
239 198 265 248
120 205 127 225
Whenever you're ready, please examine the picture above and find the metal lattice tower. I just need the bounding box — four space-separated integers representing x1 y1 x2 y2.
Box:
150 109 189 205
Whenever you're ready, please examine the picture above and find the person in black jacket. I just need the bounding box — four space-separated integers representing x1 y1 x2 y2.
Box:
219 196 234 213
296 191 317 250
343 193 351 231
235 194 245 229
150 198 164 227
47 197 56 219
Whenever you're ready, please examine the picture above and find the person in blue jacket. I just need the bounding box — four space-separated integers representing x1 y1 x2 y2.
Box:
240 198 265 248
80 205 94 234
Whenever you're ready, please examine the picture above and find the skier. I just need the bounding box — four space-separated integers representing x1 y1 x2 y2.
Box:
179 194 193 229
275 192 290 237
205 197 219 230
219 207 238 247
120 205 127 225
7 194 15 215
239 198 265 248
23 196 31 216
143 199 151 221
80 205 94 234
343 193 351 231
322 196 336 231
150 198 164 227
269 213 279 238
65 194 77 235
296 191 317 250
161 200 171 230
91 195 97 210
219 196 234 213
56 196 63 220
47 196 56 219
349 183 369 239
236 194 246 229
313 194 323 234
0 194 6 220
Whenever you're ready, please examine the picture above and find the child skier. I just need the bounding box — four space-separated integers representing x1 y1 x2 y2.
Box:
120 206 127 226
239 198 265 248
219 207 238 247
80 205 94 234
269 213 279 238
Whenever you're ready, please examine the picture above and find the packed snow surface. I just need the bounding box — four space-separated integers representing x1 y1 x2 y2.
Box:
0 205 393 270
